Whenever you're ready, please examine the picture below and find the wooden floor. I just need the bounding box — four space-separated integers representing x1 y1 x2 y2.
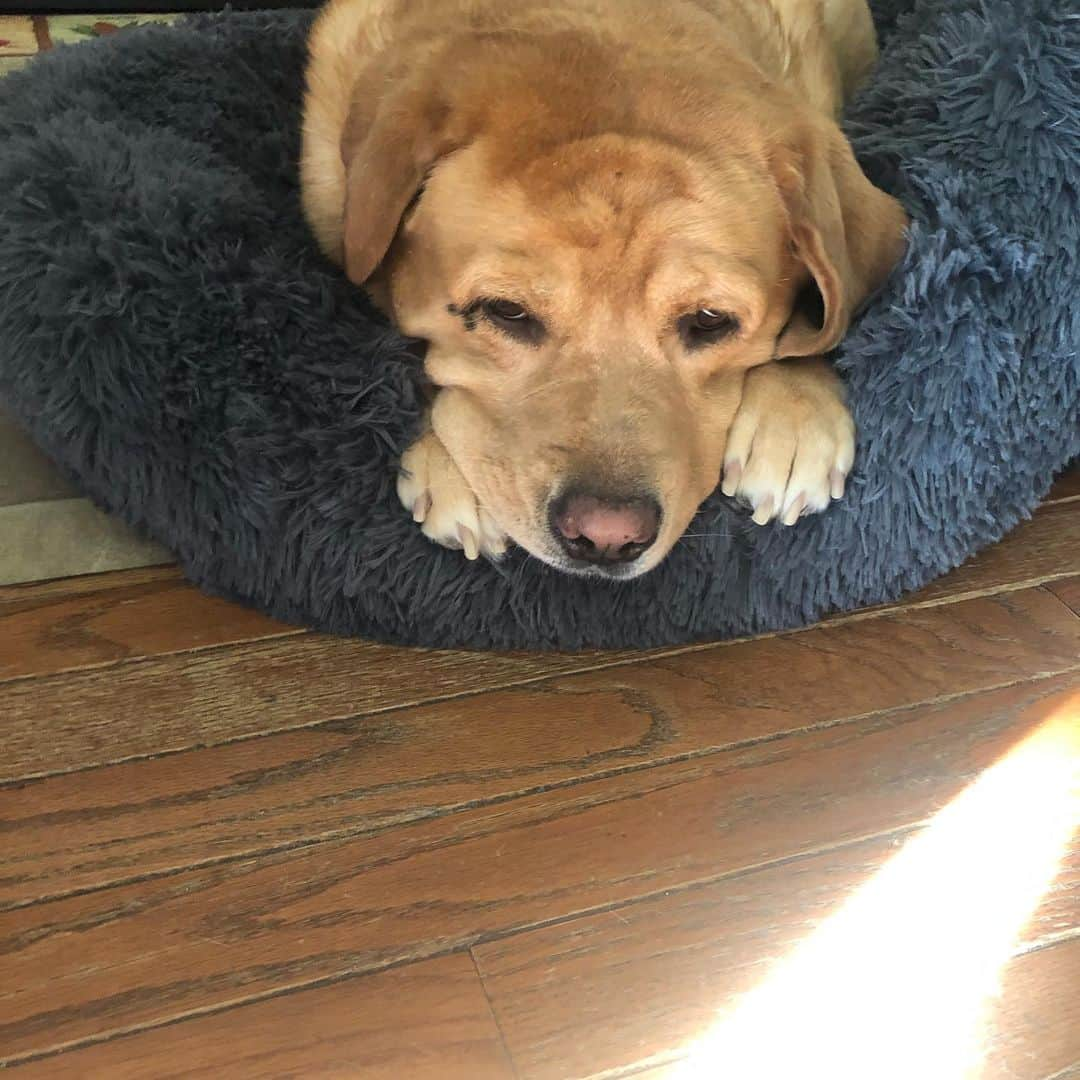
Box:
1 472 1078 1078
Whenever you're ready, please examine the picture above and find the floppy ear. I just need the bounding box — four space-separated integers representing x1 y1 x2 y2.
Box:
340 79 462 287
773 124 907 358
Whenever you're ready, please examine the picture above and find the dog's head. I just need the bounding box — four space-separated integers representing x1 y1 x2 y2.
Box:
341 40 905 577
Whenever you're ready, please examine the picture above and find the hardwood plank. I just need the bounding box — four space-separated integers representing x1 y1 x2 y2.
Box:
0 566 179 611
0 574 298 681
3 589 1078 906
574 940 1080 1080
0 632 672 782
656 587 1080 715
1048 577 1080 618
9 953 514 1079
0 674 1074 1062
475 833 909 1079
1047 466 1080 504
983 938 1080 1080
889 501 1080 607
474 833 1078 1080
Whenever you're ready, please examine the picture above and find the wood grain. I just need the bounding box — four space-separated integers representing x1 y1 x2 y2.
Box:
0 574 298 681
514 938 1080 1080
893 500 1080 606
656 586 1080 704
9 953 514 1079
1048 576 1080 618
3 588 1078 907
1047 466 1080 503
475 832 1078 1079
0 486 1076 1076
7 575 1075 786
475 833 911 1079
0 566 180 610
0 631 673 781
983 937 1080 1080
0 673 1074 1062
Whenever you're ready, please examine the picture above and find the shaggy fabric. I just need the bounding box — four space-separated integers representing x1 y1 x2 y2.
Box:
0 1 1077 650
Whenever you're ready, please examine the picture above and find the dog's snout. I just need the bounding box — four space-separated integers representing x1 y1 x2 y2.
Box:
550 491 661 566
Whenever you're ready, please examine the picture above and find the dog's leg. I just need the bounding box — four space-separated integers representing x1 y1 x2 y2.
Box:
720 359 855 526
397 424 509 559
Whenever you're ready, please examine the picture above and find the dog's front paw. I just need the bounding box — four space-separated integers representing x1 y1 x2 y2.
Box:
397 430 508 559
721 360 855 526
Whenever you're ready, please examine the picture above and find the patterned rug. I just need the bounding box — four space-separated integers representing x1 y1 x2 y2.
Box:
1 13 179 77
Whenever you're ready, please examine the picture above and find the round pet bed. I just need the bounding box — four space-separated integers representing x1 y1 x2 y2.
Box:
0 2 1077 650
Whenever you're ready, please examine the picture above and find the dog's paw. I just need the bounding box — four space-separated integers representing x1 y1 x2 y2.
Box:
720 361 855 526
397 431 509 559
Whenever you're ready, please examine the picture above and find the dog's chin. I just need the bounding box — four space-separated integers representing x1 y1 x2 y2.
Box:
559 560 658 581
515 539 664 581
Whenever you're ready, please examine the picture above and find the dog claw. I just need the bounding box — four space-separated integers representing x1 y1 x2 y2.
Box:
412 493 431 523
829 469 846 500
458 524 480 560
782 493 806 527
751 495 775 526
721 459 742 497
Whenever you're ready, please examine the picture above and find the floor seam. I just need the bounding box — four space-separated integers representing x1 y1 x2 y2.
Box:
5 579 1079 786
3 666 1076 911
0 825 923 1069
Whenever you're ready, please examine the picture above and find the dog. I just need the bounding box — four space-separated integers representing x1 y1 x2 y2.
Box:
300 0 907 578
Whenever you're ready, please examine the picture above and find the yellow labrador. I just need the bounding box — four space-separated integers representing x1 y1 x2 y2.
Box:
301 0 907 577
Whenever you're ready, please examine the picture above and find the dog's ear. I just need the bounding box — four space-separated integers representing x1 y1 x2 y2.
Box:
340 78 464 286
772 122 907 358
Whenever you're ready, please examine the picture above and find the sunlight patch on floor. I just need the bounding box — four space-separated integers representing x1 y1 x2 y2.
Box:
671 688 1080 1080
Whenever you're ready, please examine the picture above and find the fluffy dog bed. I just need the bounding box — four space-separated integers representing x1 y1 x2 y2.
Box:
0 1 1076 650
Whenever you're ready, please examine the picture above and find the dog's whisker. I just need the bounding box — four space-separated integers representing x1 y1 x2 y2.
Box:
514 378 583 406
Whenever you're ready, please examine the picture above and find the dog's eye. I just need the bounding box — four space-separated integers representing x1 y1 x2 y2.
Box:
480 298 546 344
694 309 734 332
679 308 739 349
487 299 528 322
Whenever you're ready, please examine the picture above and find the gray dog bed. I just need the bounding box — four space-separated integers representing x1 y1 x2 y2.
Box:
0 0 1077 648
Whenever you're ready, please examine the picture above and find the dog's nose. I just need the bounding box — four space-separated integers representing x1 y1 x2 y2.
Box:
550 491 661 566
